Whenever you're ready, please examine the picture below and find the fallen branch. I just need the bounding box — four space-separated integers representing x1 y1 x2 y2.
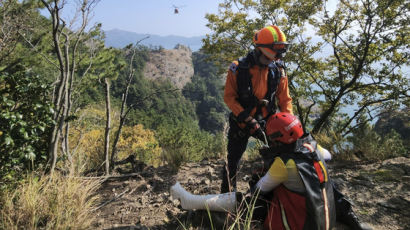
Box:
75 172 145 180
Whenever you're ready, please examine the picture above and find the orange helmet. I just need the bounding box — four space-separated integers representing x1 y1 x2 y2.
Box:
253 25 289 60
266 112 304 144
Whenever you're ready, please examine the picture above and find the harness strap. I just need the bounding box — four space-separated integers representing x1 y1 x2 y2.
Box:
236 54 282 122
322 187 330 230
304 143 328 184
313 161 325 184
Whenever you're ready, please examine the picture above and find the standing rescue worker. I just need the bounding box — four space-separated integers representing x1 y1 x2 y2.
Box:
222 25 293 193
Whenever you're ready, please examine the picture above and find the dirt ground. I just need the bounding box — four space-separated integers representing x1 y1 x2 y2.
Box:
93 156 410 230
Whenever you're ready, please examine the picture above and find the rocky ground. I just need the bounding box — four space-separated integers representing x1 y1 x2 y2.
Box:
93 156 410 230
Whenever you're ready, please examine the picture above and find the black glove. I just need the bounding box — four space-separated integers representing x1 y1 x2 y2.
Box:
254 128 266 142
246 118 260 133
246 118 265 141
249 168 265 190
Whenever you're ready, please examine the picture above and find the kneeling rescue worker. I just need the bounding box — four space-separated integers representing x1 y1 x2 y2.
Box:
171 113 372 230
222 25 293 193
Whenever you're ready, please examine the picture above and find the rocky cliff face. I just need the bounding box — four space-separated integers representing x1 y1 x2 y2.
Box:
143 45 194 89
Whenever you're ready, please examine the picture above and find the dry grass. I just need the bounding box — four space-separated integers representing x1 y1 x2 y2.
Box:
0 173 101 230
226 192 260 230
175 192 262 230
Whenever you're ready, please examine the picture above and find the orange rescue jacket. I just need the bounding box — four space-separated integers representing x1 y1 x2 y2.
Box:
224 60 293 123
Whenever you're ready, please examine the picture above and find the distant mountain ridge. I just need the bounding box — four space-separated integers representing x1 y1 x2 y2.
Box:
104 29 204 51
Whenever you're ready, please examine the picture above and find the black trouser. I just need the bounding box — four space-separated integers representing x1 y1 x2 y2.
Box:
220 117 250 193
332 181 356 221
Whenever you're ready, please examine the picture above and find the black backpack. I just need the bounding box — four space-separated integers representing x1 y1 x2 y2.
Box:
235 51 284 121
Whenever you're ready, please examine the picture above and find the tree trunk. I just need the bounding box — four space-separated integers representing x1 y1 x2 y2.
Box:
48 123 60 174
44 3 66 174
41 0 98 173
110 75 133 169
312 101 338 134
63 122 73 163
104 78 111 175
110 46 139 169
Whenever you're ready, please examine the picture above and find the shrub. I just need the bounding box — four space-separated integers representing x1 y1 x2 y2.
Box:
315 122 407 161
0 173 101 230
157 122 225 169
68 105 113 173
0 72 54 182
117 124 162 167
69 127 105 173
348 128 407 161
244 139 264 161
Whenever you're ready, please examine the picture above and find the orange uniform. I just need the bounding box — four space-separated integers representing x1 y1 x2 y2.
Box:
224 61 293 124
221 25 293 194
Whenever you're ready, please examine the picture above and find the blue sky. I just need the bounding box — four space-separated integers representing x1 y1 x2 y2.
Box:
47 1 337 38
81 0 224 37
53 1 332 38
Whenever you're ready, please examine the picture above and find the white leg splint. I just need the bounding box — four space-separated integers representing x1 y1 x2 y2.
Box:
170 182 236 213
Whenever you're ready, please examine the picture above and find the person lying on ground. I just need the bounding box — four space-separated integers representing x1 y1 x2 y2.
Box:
170 112 372 230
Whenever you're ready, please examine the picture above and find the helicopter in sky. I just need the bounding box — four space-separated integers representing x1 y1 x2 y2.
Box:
172 5 186 14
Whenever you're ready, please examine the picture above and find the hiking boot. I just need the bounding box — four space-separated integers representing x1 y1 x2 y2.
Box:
343 210 373 230
333 186 372 230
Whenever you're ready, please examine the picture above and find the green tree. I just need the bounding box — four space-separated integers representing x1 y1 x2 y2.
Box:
203 0 409 136
183 52 228 133
121 75 196 130
40 0 102 173
0 0 56 181
94 48 124 175
0 70 54 181
0 0 55 78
